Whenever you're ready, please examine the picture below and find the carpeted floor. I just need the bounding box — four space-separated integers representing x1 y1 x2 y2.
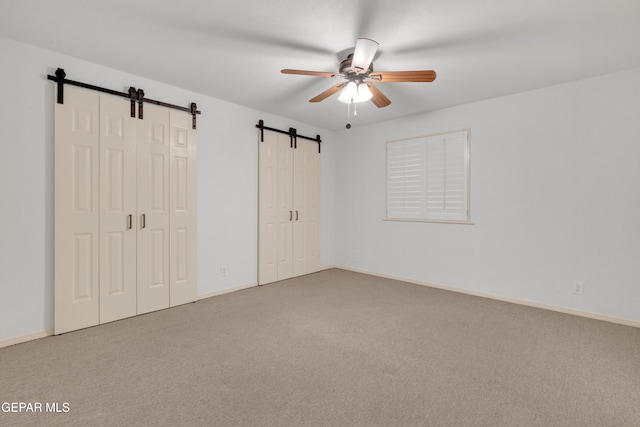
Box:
1 268 639 426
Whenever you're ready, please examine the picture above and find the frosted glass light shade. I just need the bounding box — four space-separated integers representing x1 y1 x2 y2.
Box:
357 83 372 102
344 81 358 98
338 90 352 103
338 81 358 103
338 81 373 103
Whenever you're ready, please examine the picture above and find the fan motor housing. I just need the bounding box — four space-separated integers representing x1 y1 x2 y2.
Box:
339 54 373 77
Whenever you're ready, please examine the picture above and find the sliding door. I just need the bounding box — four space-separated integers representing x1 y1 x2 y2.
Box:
258 130 320 285
169 109 198 307
54 86 100 334
55 87 197 334
292 139 320 276
137 103 170 314
99 95 138 323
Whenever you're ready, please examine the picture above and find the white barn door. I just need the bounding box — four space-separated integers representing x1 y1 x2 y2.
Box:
276 134 294 281
258 130 320 285
54 86 101 334
258 130 280 284
293 139 320 276
99 95 137 324
304 139 320 273
169 110 198 307
292 140 307 277
137 104 170 314
55 87 197 334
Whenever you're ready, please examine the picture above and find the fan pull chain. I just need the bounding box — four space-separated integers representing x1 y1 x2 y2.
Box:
346 101 352 129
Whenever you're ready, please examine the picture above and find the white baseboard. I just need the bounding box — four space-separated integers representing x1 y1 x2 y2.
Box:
1 283 258 349
4 269 636 349
0 329 54 349
335 265 640 329
198 281 258 300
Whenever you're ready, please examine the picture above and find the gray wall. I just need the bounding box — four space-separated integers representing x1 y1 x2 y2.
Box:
0 37 336 342
2 33 639 343
333 67 640 322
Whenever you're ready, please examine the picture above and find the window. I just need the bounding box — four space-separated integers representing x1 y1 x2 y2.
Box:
386 129 470 223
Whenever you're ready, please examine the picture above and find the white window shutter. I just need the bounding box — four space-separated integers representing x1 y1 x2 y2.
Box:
426 131 468 220
426 136 446 215
387 141 424 219
387 130 469 222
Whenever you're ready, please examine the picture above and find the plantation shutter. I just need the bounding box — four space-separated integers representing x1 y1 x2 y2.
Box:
386 130 469 221
387 140 424 218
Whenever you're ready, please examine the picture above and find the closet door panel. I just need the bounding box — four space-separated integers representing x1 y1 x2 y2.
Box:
169 111 197 306
305 141 321 272
258 131 279 284
99 95 137 324
55 86 100 334
292 142 307 277
277 135 294 281
137 104 170 314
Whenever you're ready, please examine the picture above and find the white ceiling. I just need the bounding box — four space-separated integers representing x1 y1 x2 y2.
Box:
2 0 640 131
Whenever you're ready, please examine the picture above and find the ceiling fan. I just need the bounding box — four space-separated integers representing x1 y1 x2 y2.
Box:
281 38 437 109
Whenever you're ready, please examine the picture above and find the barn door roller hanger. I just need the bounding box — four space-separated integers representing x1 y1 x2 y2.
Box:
47 68 202 129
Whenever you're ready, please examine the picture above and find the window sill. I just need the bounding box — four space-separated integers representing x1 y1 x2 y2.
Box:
383 217 475 225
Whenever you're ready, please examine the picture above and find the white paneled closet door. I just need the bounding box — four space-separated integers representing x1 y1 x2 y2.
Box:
99 95 138 323
258 132 278 284
169 110 197 307
258 130 279 284
259 131 294 284
136 104 170 314
292 139 320 276
277 134 294 281
55 86 197 334
303 139 320 273
258 130 320 285
55 86 100 334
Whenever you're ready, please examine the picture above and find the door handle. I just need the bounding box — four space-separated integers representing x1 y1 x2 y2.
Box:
295 211 299 221
141 214 146 229
127 214 132 230
289 210 293 221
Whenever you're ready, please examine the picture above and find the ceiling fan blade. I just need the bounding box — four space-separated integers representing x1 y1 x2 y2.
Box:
309 83 346 103
366 82 391 108
369 70 437 82
351 38 379 73
281 69 338 78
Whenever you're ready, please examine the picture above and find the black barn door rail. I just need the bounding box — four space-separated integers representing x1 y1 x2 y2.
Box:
47 68 202 129
256 119 322 153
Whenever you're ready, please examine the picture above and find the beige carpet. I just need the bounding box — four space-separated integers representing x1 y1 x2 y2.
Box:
1 268 639 426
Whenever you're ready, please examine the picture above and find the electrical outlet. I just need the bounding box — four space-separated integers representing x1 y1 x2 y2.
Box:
573 281 584 295
220 266 227 278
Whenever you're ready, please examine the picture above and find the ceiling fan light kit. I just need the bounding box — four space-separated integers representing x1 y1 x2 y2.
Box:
281 38 436 127
338 80 373 103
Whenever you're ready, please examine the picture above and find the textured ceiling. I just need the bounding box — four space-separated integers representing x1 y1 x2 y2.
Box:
2 0 640 131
